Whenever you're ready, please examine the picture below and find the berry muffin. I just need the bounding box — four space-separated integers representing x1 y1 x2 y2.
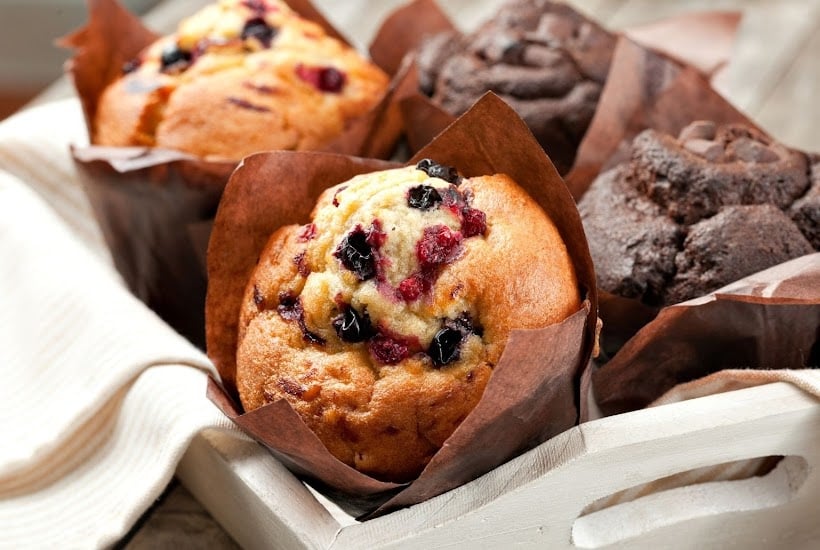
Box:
417 0 616 174
235 160 580 482
579 121 818 307
94 0 389 159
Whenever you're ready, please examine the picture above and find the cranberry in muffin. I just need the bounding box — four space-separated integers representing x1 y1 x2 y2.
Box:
94 0 389 159
235 160 580 481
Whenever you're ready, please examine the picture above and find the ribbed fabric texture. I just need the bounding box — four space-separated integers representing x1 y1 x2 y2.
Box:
0 103 240 548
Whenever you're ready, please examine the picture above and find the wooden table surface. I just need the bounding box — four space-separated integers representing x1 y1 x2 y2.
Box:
52 0 811 547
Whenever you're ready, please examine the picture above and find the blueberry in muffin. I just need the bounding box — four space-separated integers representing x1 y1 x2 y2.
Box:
235 160 581 481
94 0 389 159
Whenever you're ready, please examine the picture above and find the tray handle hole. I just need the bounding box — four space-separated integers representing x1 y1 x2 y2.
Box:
571 455 808 549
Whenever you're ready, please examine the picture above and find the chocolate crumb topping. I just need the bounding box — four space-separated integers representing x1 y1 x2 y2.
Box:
580 121 818 307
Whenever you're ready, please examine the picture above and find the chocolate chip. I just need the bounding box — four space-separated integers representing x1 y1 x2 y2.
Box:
408 185 442 210
416 159 461 184
678 120 717 141
683 139 724 162
726 138 779 163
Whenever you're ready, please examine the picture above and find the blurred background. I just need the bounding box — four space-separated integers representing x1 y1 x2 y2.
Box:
0 0 817 150
0 0 160 119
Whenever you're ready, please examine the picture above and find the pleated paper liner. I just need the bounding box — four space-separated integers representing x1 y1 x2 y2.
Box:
205 93 598 517
60 0 407 347
592 253 820 414
368 0 740 173
563 33 796 363
563 35 760 202
555 36 820 415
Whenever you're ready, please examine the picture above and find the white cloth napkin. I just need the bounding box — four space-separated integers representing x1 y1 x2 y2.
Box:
0 100 240 549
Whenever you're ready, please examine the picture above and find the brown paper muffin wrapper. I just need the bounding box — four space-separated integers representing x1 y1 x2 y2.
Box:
72 146 235 348
60 0 406 346
592 254 820 417
368 0 740 160
562 34 779 360
559 34 819 407
205 93 598 517
564 35 757 200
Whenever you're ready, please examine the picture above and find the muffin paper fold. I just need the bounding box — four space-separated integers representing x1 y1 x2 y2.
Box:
368 0 740 166
564 35 758 201
60 0 406 346
205 93 598 517
592 254 820 416
562 35 762 357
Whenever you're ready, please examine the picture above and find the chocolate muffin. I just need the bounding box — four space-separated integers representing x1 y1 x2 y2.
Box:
94 0 388 159
417 0 616 174
235 160 580 482
579 121 818 307
788 153 820 249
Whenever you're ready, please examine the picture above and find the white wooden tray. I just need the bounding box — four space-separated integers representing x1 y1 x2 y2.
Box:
176 381 820 549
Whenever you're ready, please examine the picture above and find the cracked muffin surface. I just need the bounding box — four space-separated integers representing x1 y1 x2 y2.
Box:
417 0 616 174
94 0 388 159
579 121 818 307
235 161 580 481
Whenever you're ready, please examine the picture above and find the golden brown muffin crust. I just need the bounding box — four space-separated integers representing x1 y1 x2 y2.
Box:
94 0 388 159
236 164 580 481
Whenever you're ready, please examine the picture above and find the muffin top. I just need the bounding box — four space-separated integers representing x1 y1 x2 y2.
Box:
580 121 818 306
417 0 616 174
94 0 389 159
235 161 580 481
